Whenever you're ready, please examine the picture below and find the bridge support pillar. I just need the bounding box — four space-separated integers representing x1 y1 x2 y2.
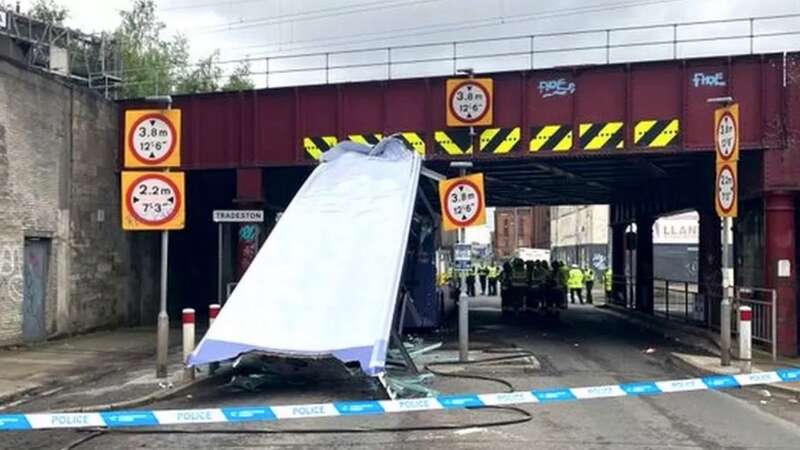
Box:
236 168 265 280
635 216 654 313
765 191 797 356
611 224 626 305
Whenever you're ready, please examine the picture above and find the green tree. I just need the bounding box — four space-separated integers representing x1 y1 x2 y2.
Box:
28 0 68 25
176 50 223 94
223 60 255 91
115 0 190 97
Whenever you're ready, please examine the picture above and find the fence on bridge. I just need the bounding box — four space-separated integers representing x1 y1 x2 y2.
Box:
91 13 800 95
612 276 776 360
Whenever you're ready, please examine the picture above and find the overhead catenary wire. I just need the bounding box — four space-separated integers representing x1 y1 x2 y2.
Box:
202 0 688 49
159 0 272 12
95 12 800 83
101 0 695 78
180 0 444 33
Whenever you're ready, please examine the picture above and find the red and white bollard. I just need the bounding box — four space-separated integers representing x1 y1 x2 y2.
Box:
182 308 196 381
209 304 221 327
208 304 221 374
738 306 752 373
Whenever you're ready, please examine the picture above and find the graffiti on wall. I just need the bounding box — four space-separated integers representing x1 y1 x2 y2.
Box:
0 243 24 301
237 224 261 279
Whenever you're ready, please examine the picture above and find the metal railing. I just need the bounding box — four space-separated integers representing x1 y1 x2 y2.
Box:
653 278 703 325
91 13 800 95
613 276 777 360
733 287 777 361
246 14 800 88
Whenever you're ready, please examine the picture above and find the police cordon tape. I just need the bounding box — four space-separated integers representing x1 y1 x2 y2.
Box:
2 368 799 431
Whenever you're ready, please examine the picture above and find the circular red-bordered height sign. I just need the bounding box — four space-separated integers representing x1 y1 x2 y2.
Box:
449 80 491 124
128 113 178 165
443 178 484 228
716 164 737 214
715 110 738 161
125 173 182 226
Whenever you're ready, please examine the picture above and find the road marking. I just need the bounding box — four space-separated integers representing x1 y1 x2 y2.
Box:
2 369 798 432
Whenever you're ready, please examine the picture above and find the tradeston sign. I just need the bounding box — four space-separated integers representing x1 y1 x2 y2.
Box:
213 210 264 223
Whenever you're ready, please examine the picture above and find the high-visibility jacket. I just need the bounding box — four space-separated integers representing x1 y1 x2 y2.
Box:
583 268 595 284
558 266 570 287
511 261 527 287
488 265 500 279
567 268 584 289
478 265 489 276
604 269 613 291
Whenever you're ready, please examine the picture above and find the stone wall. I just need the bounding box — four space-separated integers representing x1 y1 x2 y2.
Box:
0 56 158 344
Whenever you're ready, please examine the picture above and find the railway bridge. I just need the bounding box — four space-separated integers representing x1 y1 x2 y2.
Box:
120 51 800 355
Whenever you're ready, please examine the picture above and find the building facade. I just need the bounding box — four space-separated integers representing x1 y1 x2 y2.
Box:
551 206 699 282
493 207 551 259
0 56 158 345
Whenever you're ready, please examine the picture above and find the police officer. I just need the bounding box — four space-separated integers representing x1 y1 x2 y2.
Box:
478 262 490 295
500 261 513 311
559 261 570 305
510 258 527 313
567 264 584 304
487 261 500 296
604 268 613 302
466 263 477 297
583 265 595 305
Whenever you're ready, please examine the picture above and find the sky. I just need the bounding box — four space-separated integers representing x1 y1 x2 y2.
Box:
9 0 800 87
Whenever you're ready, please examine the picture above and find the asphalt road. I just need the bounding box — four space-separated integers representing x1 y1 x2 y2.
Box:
6 298 800 450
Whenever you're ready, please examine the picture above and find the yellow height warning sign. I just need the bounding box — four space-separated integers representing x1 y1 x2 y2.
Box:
715 163 738 218
446 78 493 127
122 171 186 230
715 104 739 163
124 109 182 168
438 173 487 231
714 103 739 218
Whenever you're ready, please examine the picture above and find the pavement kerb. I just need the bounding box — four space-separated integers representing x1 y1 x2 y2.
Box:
667 352 800 396
596 303 721 355
55 369 228 413
0 366 123 407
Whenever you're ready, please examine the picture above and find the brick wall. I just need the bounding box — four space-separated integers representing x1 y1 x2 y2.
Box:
0 57 158 344
493 206 551 259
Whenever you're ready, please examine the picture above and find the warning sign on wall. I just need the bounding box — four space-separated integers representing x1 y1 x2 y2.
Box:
446 78 493 127
124 109 182 168
121 171 185 230
715 163 737 218
438 173 487 231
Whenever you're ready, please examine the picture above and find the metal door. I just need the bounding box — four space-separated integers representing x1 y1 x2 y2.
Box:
22 238 49 342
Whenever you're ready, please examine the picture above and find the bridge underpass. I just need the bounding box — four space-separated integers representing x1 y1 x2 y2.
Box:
120 52 800 357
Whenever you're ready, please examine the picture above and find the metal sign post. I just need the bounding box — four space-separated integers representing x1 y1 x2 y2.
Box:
711 99 739 367
123 96 185 379
444 163 478 362
212 210 265 304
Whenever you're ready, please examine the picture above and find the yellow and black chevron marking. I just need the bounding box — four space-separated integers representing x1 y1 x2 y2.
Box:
529 125 573 152
435 130 472 155
303 136 338 160
578 122 624 150
348 133 383 146
480 127 520 154
634 119 680 148
396 132 426 156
